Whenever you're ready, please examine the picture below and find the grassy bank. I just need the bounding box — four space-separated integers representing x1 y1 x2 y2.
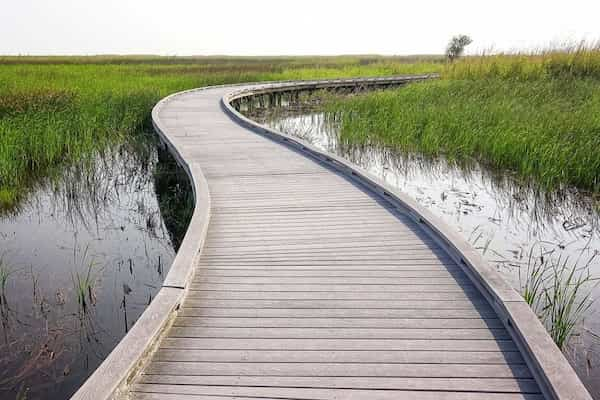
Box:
0 56 442 212
327 48 600 192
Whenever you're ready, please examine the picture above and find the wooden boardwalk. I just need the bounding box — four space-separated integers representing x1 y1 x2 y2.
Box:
71 78 591 400
133 82 539 400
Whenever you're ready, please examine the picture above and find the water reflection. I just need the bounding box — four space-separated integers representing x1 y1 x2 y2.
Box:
0 135 192 399
248 104 600 396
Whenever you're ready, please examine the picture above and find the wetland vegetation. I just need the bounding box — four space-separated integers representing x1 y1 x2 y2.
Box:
0 55 443 398
0 55 441 213
2 51 600 397
328 46 600 192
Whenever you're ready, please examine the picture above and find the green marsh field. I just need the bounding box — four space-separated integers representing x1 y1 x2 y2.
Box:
2 50 600 398
0 56 440 212
328 49 600 194
2 50 599 216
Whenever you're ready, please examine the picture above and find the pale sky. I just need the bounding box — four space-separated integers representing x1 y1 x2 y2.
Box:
2 0 598 56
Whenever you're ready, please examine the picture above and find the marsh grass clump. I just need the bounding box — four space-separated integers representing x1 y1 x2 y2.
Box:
520 246 598 349
520 247 549 313
327 46 600 193
71 249 98 313
73 264 96 313
0 89 75 117
0 258 11 303
543 256 598 348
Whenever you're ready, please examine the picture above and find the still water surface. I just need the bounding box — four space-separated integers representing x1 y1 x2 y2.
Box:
0 137 191 399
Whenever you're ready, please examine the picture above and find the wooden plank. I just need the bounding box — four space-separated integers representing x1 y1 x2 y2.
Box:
195 269 460 278
184 290 479 300
167 327 510 340
191 277 472 286
144 362 533 378
136 376 541 394
203 232 431 243
158 338 519 352
204 239 440 249
196 259 457 266
203 240 439 251
153 349 524 364
181 299 489 310
131 390 543 400
177 308 497 319
186 284 480 293
201 248 451 258
172 316 504 329
195 264 460 271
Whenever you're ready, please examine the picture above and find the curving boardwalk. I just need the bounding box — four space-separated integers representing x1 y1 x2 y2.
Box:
71 78 591 400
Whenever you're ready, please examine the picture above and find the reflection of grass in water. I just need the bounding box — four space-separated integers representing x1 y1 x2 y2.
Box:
0 257 11 303
71 248 98 314
521 244 599 349
153 148 194 251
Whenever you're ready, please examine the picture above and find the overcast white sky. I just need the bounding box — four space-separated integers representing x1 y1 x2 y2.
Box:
1 0 598 56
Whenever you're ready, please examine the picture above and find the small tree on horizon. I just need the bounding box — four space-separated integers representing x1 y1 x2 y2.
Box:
446 35 473 62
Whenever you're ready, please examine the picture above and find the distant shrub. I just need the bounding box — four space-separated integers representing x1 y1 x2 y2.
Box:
446 35 473 62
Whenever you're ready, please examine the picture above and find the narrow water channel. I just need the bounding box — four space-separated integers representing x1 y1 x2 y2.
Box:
0 135 192 399
239 89 600 397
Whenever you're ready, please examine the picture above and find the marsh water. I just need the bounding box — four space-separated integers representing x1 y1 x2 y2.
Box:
0 136 192 399
239 91 600 397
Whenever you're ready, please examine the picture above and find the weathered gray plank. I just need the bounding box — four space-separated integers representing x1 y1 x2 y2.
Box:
167 327 510 340
185 290 479 300
177 308 498 319
173 316 503 329
154 349 524 364
158 338 519 352
131 384 543 399
131 390 543 400
144 362 533 378
186 284 481 294
195 269 460 277
181 299 490 310
136 376 541 394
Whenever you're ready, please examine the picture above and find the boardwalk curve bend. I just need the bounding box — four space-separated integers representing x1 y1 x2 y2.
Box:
71 77 591 400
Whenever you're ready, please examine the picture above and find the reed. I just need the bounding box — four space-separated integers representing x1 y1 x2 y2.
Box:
445 42 600 80
0 257 10 302
520 245 598 349
71 249 97 313
542 254 598 349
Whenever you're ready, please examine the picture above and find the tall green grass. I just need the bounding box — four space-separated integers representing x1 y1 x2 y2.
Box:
520 245 598 349
0 57 441 212
445 43 600 80
327 47 600 192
